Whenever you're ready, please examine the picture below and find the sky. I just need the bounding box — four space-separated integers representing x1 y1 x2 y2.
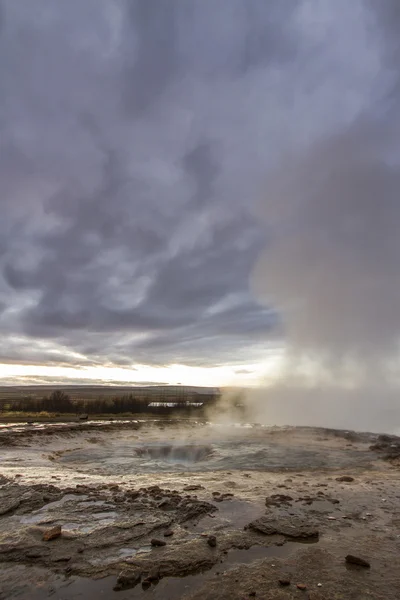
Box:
0 0 399 388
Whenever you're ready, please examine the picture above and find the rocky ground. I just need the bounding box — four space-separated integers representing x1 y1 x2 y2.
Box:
0 421 400 599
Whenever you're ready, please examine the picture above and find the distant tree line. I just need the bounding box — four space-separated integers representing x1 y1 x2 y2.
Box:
3 389 220 416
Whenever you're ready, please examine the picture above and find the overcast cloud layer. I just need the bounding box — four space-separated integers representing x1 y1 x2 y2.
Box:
0 1 398 382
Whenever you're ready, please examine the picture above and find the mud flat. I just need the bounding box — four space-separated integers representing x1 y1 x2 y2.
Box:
0 420 400 599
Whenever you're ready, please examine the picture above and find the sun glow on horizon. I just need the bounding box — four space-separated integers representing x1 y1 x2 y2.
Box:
0 360 282 387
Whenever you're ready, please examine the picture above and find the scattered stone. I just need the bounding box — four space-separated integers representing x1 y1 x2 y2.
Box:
207 535 217 548
114 569 142 591
164 529 174 537
42 525 62 541
345 554 370 568
183 485 204 491
336 476 354 482
297 583 307 590
151 538 166 547
278 579 291 586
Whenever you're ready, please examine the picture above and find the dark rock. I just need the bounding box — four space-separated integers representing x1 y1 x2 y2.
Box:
279 579 291 586
207 535 217 548
265 494 293 507
336 476 354 482
345 554 370 568
145 568 160 583
127 490 140 500
114 569 142 591
142 580 152 590
151 538 166 547
178 499 217 522
164 529 174 537
43 525 62 541
183 485 204 491
249 592 256 597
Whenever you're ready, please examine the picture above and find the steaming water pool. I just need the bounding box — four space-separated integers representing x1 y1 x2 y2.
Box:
47 422 377 476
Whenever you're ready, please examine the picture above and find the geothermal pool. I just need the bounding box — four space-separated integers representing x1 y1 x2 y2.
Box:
0 419 400 599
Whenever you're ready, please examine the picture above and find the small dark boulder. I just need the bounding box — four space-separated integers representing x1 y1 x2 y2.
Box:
345 554 370 568
151 538 166 547
265 494 293 507
114 569 142 591
164 529 174 537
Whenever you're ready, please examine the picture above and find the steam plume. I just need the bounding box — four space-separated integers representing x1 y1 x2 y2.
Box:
247 117 400 433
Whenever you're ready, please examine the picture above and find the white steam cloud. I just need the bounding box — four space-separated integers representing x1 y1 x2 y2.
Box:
247 118 400 433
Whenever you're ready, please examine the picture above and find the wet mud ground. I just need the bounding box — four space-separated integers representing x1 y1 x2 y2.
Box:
0 419 400 599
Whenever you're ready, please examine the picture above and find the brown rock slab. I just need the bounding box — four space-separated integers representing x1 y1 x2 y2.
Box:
42 525 62 541
248 516 319 540
297 583 307 590
336 476 354 482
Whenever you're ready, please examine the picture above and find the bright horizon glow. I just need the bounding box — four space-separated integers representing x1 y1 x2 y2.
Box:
0 358 284 387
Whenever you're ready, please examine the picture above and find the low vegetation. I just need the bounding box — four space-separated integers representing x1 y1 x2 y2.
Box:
0 388 222 417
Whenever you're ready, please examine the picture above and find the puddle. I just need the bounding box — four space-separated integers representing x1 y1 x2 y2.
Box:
19 542 305 600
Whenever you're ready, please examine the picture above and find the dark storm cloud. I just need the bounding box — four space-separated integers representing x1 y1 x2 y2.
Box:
182 141 218 207
122 0 180 114
0 0 397 376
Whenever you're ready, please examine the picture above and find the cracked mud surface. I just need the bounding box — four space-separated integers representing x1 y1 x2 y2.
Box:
0 420 400 599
